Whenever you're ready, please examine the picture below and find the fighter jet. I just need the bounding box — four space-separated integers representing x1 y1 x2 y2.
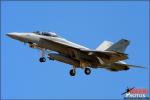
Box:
6 31 143 76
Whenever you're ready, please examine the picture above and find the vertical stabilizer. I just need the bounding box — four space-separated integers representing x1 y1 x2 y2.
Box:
96 41 113 51
106 39 130 53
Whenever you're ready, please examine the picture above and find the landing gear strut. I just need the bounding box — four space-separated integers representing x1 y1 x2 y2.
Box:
69 65 76 76
84 68 91 75
39 49 46 62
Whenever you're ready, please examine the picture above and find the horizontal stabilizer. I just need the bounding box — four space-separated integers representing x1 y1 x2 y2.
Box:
105 63 144 72
127 65 145 68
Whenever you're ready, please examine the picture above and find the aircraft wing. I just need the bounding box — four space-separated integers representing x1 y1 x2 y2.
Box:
39 37 128 64
81 50 128 64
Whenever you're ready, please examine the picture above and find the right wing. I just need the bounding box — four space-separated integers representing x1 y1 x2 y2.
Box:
81 50 128 64
39 37 128 65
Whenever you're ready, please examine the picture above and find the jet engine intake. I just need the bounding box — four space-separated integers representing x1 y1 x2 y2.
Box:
28 42 43 50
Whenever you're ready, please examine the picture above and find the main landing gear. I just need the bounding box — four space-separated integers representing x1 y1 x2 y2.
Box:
84 68 91 75
70 65 76 76
70 69 76 76
69 67 91 76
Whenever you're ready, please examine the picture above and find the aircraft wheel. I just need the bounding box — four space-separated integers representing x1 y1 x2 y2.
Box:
84 68 91 75
39 57 46 62
70 69 76 76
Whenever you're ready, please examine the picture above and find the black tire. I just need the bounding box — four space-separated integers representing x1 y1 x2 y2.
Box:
84 68 91 75
70 69 76 76
39 57 46 62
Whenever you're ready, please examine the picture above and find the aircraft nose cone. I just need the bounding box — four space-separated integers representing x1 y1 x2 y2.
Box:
6 33 17 38
6 32 24 41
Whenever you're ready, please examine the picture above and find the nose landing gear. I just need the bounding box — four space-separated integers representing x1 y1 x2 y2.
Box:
39 57 46 62
39 49 46 63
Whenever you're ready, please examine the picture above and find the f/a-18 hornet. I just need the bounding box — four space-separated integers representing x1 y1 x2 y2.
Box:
7 31 143 76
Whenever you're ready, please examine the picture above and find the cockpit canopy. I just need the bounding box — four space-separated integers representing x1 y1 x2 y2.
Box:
33 31 58 37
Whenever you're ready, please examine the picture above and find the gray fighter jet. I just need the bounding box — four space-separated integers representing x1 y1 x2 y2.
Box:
7 31 143 76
